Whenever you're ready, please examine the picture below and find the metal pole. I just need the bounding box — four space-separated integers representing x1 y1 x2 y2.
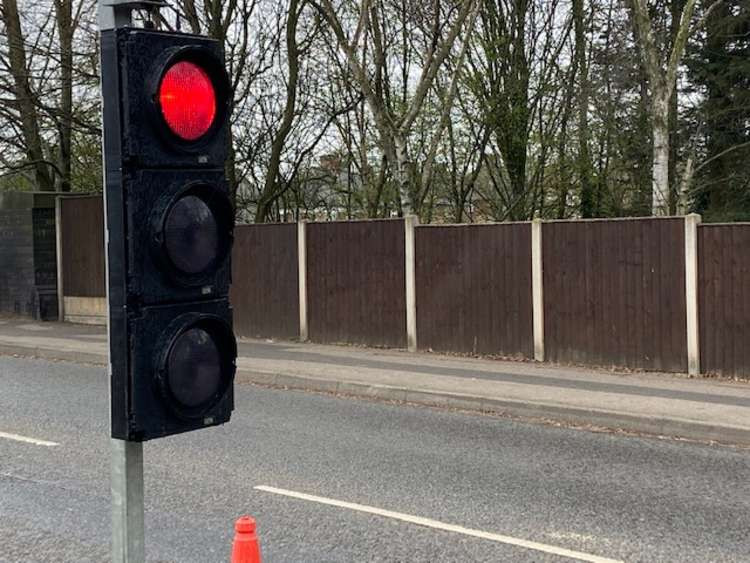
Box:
111 439 145 563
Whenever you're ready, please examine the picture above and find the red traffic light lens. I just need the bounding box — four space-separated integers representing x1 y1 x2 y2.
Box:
158 61 217 141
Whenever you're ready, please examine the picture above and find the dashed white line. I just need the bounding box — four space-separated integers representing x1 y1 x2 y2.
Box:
255 485 623 563
0 431 59 447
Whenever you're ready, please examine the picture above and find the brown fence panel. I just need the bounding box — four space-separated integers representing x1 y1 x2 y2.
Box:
60 196 106 297
307 219 406 347
699 224 750 379
231 223 299 340
543 218 687 371
415 224 533 357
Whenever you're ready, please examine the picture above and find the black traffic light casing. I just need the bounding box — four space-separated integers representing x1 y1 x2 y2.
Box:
128 170 233 305
101 27 236 442
130 300 236 438
119 30 231 168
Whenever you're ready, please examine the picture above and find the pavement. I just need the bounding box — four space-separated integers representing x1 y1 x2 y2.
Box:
1 317 750 446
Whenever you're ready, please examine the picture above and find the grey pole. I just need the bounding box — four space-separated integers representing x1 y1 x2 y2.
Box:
111 439 145 563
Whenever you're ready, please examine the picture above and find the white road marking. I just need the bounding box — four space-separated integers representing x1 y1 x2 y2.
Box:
255 485 623 563
0 431 59 447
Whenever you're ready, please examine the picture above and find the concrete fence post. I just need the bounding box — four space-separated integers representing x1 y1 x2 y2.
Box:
55 196 65 322
685 214 701 375
531 219 545 362
298 220 308 342
405 215 419 352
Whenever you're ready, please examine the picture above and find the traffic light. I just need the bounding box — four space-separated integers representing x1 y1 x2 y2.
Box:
101 27 236 441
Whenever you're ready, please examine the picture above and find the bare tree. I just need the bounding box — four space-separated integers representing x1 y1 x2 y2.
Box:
465 0 569 221
312 0 478 216
628 0 720 214
254 0 306 221
0 0 55 190
573 0 594 217
0 0 98 191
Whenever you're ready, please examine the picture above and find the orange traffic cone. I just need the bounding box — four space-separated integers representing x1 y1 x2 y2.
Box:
231 516 261 563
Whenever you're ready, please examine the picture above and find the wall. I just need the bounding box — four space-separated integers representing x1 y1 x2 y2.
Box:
0 208 35 316
0 192 58 319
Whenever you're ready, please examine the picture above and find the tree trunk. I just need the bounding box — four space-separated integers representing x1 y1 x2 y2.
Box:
628 0 699 216
54 0 74 192
677 150 695 214
508 0 529 220
652 95 670 215
366 156 388 217
393 134 413 216
2 0 54 191
255 0 301 223
556 42 578 219
667 86 678 214
634 62 652 214
574 0 594 217
667 0 687 214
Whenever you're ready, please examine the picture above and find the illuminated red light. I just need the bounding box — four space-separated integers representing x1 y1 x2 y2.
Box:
158 61 217 141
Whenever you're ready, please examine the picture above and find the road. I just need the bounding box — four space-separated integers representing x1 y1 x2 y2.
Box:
1 356 749 562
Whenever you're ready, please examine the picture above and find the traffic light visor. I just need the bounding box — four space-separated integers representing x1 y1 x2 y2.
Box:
159 61 217 141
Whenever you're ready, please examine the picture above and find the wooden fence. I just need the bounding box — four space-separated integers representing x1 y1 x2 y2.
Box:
52 196 750 379
306 219 406 347
698 224 750 378
230 223 299 340
416 223 533 358
58 196 107 323
59 196 106 298
543 218 687 372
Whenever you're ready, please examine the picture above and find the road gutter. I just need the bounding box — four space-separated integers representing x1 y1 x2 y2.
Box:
1 342 749 447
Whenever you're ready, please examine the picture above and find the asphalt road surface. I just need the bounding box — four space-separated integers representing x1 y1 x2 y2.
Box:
1 356 749 562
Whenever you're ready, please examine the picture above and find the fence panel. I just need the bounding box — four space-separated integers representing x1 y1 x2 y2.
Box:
415 223 533 357
543 218 687 371
231 223 299 340
60 196 106 297
306 219 406 347
699 224 750 379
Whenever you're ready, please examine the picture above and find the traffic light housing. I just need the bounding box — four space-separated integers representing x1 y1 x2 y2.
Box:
101 27 236 441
